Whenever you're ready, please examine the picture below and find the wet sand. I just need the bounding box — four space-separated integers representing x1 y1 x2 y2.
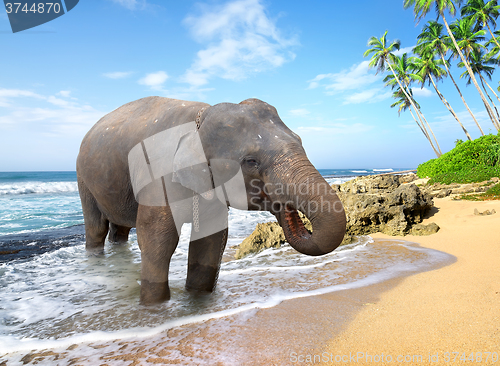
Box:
2 197 499 365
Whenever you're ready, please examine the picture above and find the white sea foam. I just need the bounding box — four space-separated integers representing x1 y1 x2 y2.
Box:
0 181 79 195
372 168 394 172
351 170 368 173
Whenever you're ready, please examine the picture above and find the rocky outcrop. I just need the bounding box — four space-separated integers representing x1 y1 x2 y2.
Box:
235 174 436 258
420 177 499 198
331 175 434 236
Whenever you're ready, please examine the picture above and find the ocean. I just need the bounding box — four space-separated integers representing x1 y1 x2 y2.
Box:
0 169 452 362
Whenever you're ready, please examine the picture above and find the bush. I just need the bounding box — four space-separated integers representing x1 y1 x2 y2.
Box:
417 133 500 184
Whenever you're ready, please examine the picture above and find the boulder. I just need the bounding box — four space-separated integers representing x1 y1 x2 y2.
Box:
410 222 440 236
333 175 433 236
235 222 285 259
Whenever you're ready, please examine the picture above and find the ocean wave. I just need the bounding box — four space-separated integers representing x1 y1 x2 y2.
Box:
0 181 79 195
351 170 368 173
372 168 394 172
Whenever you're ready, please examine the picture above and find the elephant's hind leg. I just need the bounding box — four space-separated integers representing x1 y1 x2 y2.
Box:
109 223 131 243
78 178 109 254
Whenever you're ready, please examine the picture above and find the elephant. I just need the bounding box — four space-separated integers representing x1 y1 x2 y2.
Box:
76 96 346 305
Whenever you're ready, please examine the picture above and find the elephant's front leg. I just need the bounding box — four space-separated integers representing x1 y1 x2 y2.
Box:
137 204 179 305
186 197 228 292
186 228 228 292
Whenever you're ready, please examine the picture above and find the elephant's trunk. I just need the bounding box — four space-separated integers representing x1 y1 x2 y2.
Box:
270 159 346 256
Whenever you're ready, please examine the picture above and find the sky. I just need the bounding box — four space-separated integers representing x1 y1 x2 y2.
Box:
0 0 498 171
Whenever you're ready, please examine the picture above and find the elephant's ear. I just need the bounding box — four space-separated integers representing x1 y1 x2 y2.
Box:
172 130 214 195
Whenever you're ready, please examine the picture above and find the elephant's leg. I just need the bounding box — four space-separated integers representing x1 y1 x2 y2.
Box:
136 204 179 305
186 198 228 292
186 228 228 292
108 223 131 243
78 178 109 254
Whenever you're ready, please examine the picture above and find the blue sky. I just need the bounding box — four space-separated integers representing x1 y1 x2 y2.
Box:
0 0 498 171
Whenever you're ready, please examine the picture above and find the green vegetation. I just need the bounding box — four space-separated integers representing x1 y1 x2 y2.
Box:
417 133 500 183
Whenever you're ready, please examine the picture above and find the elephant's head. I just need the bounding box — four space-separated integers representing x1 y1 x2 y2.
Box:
181 98 347 256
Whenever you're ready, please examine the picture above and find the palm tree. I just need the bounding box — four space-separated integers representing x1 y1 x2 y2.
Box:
382 53 442 152
391 88 431 139
414 50 473 140
415 20 485 135
485 29 500 59
462 0 500 50
451 16 500 127
404 0 498 129
459 48 500 129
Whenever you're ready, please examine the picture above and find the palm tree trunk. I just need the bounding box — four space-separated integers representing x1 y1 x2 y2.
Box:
438 50 485 136
441 13 499 128
482 75 500 108
417 106 442 155
428 74 472 140
386 60 441 156
479 75 500 130
486 23 500 54
409 105 430 138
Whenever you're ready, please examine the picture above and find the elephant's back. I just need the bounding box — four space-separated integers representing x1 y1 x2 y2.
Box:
76 97 209 225
80 97 207 161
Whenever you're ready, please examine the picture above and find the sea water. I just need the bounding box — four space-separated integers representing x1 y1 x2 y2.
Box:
0 169 452 360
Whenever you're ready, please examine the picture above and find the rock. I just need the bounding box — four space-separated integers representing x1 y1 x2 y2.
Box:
410 222 440 236
235 222 285 259
399 173 418 184
474 208 496 216
338 175 400 194
435 188 452 198
337 177 433 236
340 234 357 245
422 179 497 198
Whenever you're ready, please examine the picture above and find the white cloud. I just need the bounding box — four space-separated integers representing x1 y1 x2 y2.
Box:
289 108 310 117
343 88 392 105
138 71 169 90
109 0 145 10
0 89 44 106
181 0 297 86
308 61 399 105
57 90 72 98
412 87 433 97
0 88 106 137
308 61 380 92
103 71 133 79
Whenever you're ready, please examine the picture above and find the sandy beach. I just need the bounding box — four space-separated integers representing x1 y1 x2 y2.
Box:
2 196 499 365
322 197 500 365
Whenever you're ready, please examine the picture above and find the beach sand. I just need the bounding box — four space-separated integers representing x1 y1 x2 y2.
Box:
322 197 500 365
3 197 499 365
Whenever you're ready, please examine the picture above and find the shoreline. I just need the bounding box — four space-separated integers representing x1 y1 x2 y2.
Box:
2 197 499 365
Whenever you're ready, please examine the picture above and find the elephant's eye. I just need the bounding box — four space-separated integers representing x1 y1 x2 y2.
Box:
244 158 259 167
